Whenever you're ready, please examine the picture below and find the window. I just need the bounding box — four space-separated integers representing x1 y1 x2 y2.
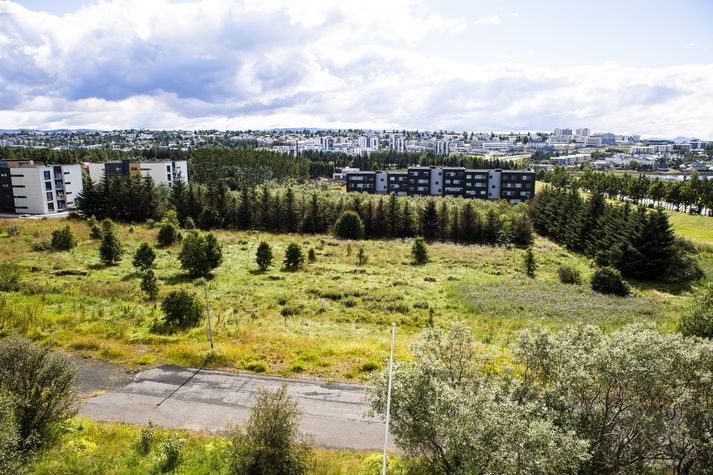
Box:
12 184 25 188
10 174 24 178
46 192 53 201
491 185 495 189
166 165 171 172
45 182 52 190
14 195 26 199
47 203 54 211
43 171 51 180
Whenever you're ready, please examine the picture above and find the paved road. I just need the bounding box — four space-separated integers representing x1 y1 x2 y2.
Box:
80 365 389 451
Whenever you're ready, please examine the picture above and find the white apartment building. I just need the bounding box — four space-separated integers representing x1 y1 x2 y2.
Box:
87 159 188 185
0 162 83 214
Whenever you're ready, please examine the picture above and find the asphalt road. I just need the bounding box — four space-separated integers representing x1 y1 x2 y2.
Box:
80 364 390 451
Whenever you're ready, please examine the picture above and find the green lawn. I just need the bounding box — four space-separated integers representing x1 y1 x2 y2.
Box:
667 210 713 247
0 217 700 380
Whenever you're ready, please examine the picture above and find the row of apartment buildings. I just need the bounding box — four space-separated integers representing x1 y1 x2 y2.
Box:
345 167 536 203
0 159 188 215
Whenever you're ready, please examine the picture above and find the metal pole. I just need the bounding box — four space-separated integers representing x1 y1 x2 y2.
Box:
204 281 214 350
382 322 395 475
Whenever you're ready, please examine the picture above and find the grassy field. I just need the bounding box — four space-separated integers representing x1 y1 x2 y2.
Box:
667 210 713 247
31 418 378 475
0 216 705 380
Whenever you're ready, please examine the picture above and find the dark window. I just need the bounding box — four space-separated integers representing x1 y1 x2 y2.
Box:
46 192 53 201
43 171 51 180
47 203 54 211
12 185 25 188
491 185 495 189
45 182 52 190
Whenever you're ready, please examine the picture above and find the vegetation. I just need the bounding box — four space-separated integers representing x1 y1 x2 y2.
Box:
333 210 364 240
255 241 274 272
50 225 77 251
157 222 179 247
356 246 367 266
591 267 630 297
678 284 713 339
283 243 305 271
179 231 222 278
0 392 22 474
411 237 429 265
132 243 156 272
140 270 159 301
226 385 311 475
99 219 123 266
161 290 203 329
523 246 536 277
557 265 582 285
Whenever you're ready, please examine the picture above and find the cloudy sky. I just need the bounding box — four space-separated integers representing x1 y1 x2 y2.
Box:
1 0 712 137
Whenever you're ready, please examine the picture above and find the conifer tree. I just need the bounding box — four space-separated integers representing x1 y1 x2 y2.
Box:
373 196 386 238
401 201 416 238
256 186 272 230
238 187 253 230
420 199 439 241
170 178 188 225
99 218 123 266
438 200 449 242
256 241 273 272
284 187 297 232
387 194 400 238
484 208 500 245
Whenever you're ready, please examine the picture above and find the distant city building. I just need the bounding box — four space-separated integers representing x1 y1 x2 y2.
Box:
346 166 535 203
87 159 188 185
319 136 334 151
434 139 451 155
0 161 83 214
575 128 591 137
358 135 379 151
389 135 406 152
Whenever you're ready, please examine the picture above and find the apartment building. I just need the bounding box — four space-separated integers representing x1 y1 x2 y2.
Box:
346 166 535 203
0 162 83 214
87 159 188 185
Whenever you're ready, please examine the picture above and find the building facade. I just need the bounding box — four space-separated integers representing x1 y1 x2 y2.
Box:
87 159 188 185
346 166 535 203
0 162 83 214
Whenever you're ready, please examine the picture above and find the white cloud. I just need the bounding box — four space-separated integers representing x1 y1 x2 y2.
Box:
474 15 501 25
0 0 712 138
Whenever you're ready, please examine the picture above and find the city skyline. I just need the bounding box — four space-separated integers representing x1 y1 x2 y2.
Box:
1 0 712 136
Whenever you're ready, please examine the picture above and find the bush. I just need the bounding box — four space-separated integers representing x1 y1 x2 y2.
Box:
356 247 367 266
161 290 203 328
591 267 629 296
99 219 123 266
49 226 75 252
523 246 537 278
0 392 21 474
157 222 178 247
159 433 183 472
141 269 159 301
31 240 52 252
411 236 429 265
0 335 77 450
0 263 21 291
333 211 364 240
139 419 154 454
662 237 704 284
678 284 713 339
283 243 304 271
133 243 156 272
226 384 311 475
5 224 20 237
179 231 222 278
184 217 196 230
256 241 273 272
307 248 316 263
558 265 582 285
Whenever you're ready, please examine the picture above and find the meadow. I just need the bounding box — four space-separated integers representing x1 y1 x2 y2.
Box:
1 214 707 381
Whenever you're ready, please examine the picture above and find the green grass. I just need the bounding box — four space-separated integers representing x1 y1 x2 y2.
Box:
0 217 705 380
31 418 378 474
667 211 713 247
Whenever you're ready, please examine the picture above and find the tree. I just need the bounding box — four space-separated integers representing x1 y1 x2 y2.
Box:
284 187 297 232
591 267 629 296
99 218 123 266
256 241 274 272
678 284 713 339
161 290 202 328
0 336 77 450
283 243 304 271
333 211 364 240
87 216 102 239
226 385 312 475
157 222 179 247
523 246 537 278
179 231 223 278
141 269 159 300
50 225 77 251
420 199 439 241
356 246 367 266
133 242 156 272
411 236 429 265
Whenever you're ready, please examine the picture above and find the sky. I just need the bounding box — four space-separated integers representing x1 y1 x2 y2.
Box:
1 0 712 137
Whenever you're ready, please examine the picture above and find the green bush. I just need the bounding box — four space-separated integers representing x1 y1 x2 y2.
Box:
184 217 196 230
558 265 582 285
678 284 713 339
31 240 52 252
133 243 156 272
141 270 159 301
0 335 77 450
5 224 20 237
283 243 304 271
139 420 154 455
159 433 183 472
591 267 629 297
333 211 364 240
157 222 178 247
411 237 429 265
523 246 537 278
51 225 77 251
256 241 273 272
161 290 203 328
307 248 316 263
99 219 123 266
0 392 21 474
179 231 222 278
0 263 21 292
356 247 367 266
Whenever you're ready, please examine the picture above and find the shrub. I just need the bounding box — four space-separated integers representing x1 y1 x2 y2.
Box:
88 217 102 240
159 433 183 472
184 217 196 230
558 265 582 285
133 243 156 272
284 243 304 271
161 290 203 328
333 211 364 240
141 270 159 301
678 284 713 339
0 335 77 450
139 419 154 454
356 246 367 266
591 267 629 296
307 248 316 263
5 224 20 237
226 384 311 475
99 219 123 266
31 240 52 252
411 236 429 265
179 231 222 278
523 246 537 278
0 263 21 291
157 222 178 247
256 241 273 272
51 225 77 251
0 392 21 474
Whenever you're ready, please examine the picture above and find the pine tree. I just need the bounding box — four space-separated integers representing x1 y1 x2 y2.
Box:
284 187 297 233
140 269 159 300
373 196 386 238
420 199 439 241
99 219 123 266
484 208 500 245
450 205 460 242
256 186 272 230
411 236 429 265
400 201 415 238
387 194 400 238
524 246 537 278
438 200 449 242
76 176 101 218
283 242 304 271
256 241 273 272
362 200 374 238
170 178 188 225
133 242 156 272
238 187 254 230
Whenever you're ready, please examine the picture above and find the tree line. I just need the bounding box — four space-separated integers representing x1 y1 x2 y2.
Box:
530 185 702 284
77 176 534 247
540 167 713 216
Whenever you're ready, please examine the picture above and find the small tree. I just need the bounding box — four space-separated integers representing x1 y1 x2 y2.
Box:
226 384 312 475
0 393 21 474
284 243 304 271
523 246 537 278
411 236 429 265
678 284 713 339
307 248 316 263
87 216 102 239
558 265 582 285
157 222 178 247
141 269 159 300
99 218 123 266
591 267 629 296
50 225 77 251
356 246 367 266
161 290 203 328
333 211 364 240
0 336 77 450
133 243 156 272
256 241 274 272
179 231 223 278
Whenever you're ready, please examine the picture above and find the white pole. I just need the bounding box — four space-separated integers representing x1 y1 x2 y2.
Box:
382 322 395 475
204 281 214 350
